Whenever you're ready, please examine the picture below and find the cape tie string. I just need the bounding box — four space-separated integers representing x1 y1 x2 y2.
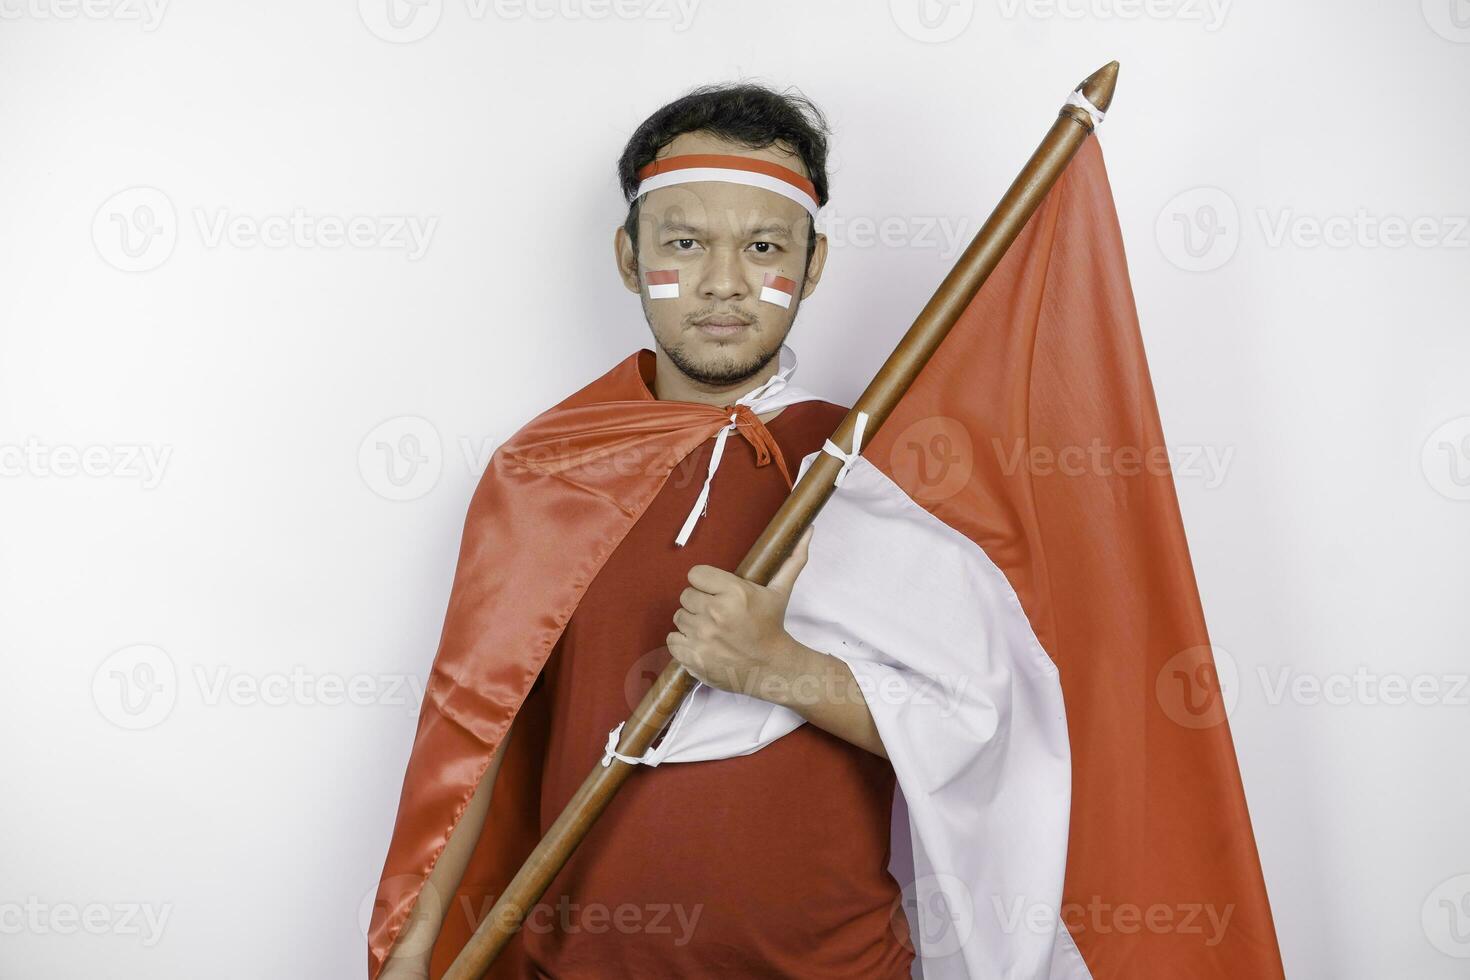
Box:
673 405 792 548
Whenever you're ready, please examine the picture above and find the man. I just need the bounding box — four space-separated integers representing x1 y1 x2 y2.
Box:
374 83 915 979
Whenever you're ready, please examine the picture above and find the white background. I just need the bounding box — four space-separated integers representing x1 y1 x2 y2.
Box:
2 1 1466 977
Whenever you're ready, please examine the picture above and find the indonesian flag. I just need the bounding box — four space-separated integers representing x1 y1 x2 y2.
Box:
635 135 1285 977
366 135 1283 979
644 269 679 299
760 273 796 309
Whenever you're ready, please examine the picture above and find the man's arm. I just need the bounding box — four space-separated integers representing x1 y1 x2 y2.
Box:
670 526 890 761
379 722 513 979
768 633 888 759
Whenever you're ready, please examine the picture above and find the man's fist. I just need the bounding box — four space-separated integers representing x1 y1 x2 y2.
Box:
666 525 815 703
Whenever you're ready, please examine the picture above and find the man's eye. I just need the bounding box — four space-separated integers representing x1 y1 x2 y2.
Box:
748 242 779 254
674 239 697 250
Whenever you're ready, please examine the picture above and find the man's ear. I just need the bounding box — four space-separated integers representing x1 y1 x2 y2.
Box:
613 226 641 293
800 231 829 298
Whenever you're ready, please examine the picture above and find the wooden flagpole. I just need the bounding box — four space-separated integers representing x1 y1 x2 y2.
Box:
443 60 1120 979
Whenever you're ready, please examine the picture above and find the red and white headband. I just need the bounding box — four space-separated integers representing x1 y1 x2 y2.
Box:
634 153 821 217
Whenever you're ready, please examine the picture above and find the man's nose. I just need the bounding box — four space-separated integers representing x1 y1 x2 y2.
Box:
697 247 748 301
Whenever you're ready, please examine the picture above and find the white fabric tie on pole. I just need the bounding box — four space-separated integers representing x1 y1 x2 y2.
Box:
820 410 869 487
1065 87 1106 129
600 721 641 767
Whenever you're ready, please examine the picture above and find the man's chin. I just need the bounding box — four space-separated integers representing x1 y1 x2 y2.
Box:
665 334 780 387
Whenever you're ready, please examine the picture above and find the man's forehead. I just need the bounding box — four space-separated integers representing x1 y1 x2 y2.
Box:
645 180 801 226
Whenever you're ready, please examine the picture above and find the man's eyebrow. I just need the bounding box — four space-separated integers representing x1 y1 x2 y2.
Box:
746 223 793 240
655 219 794 240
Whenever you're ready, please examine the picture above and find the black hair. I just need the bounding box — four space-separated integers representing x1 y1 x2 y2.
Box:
617 82 832 274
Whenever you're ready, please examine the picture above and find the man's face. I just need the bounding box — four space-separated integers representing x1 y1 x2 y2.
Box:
616 132 827 388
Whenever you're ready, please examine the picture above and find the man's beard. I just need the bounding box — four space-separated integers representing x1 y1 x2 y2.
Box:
659 332 784 387
646 287 800 388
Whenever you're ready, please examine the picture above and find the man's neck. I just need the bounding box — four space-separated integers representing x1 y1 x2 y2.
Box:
651 348 786 423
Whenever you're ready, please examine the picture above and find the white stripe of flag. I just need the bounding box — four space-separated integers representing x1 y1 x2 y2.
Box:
760 274 796 309
645 269 679 300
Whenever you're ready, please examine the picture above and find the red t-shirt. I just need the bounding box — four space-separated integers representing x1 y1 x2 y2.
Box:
521 399 914 979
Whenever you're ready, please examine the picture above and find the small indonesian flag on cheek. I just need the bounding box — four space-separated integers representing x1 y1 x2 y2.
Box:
644 269 680 300
760 273 796 309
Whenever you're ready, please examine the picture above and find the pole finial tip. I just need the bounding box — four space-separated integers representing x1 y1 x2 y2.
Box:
1078 61 1120 114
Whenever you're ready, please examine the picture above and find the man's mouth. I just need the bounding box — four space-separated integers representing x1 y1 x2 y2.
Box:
694 316 752 338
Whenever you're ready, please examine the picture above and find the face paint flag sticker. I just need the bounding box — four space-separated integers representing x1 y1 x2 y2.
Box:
645 269 679 299
760 273 796 309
